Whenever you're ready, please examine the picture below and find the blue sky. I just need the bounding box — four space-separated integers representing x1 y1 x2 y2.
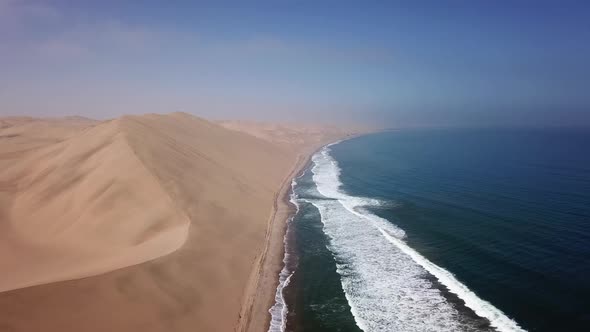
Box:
1 0 589 126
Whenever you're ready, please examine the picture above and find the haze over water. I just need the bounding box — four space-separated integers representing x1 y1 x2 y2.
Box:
276 128 590 332
2 1 590 128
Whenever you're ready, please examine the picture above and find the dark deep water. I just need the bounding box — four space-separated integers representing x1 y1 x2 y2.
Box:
281 128 590 332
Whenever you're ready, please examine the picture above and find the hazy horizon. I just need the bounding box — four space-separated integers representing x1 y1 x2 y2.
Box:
1 0 589 127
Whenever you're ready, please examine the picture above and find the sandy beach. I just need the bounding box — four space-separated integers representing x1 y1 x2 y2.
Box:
0 113 356 332
234 131 370 332
237 144 330 332
219 121 359 331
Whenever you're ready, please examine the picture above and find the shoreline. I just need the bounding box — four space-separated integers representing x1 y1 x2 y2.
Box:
236 137 352 332
266 130 527 332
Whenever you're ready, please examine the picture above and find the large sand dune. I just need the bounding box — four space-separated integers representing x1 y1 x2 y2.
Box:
0 112 354 331
0 115 192 292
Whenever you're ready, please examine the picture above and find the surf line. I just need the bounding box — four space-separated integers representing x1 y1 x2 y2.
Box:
312 144 526 332
267 178 299 332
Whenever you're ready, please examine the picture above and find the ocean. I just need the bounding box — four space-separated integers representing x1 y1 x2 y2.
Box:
269 128 590 332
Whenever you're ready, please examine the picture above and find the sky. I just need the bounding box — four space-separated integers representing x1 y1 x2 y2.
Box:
1 0 589 127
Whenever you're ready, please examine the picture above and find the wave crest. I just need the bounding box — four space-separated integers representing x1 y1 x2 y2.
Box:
308 145 526 332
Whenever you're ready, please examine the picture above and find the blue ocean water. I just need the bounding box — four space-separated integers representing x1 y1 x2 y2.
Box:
275 128 590 332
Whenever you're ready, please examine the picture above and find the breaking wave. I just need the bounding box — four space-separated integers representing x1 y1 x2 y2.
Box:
305 145 526 332
268 179 299 332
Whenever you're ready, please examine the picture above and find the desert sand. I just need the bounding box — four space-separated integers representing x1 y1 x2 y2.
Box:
0 113 357 331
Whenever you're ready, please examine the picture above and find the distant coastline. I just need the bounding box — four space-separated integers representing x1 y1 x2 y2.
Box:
237 132 368 332
275 128 590 332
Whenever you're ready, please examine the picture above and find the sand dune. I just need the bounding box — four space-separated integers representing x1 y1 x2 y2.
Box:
0 116 96 152
0 116 190 292
0 112 355 331
218 120 362 148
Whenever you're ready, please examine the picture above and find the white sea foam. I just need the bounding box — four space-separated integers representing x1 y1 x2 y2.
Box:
268 179 299 332
307 146 526 332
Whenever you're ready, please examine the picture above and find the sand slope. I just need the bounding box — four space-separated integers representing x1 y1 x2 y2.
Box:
218 120 358 148
0 113 321 331
0 116 190 292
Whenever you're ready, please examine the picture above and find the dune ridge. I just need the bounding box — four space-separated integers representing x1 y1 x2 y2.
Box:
0 113 357 331
1 116 193 292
